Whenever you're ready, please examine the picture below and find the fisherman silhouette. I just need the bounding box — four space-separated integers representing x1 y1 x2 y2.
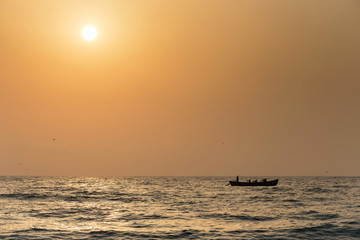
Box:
236 176 239 182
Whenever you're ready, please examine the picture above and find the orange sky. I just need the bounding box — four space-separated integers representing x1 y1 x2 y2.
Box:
1 0 360 176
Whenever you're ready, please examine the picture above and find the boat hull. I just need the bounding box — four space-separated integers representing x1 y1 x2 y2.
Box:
229 179 278 186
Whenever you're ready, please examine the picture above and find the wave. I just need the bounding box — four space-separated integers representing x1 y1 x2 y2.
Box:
89 230 118 237
200 213 276 221
15 227 53 233
285 223 360 239
289 211 339 221
9 228 203 239
0 193 49 200
312 213 339 220
305 187 333 193
0 192 147 203
88 229 205 239
1 176 359 240
115 213 169 221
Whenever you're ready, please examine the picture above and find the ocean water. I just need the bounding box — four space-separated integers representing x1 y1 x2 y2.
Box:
0 176 359 239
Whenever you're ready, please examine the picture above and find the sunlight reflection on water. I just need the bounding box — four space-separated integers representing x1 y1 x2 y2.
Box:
0 176 359 239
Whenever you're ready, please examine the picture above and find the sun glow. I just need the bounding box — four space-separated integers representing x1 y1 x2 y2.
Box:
82 26 97 41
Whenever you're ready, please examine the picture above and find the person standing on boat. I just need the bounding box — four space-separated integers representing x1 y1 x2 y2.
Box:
236 176 239 182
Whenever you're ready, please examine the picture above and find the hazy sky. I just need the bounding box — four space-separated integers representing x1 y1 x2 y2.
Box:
1 0 359 176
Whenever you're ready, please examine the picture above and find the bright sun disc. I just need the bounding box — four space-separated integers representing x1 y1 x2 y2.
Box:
82 26 97 41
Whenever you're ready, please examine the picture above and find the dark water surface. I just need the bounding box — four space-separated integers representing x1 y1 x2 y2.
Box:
0 176 359 239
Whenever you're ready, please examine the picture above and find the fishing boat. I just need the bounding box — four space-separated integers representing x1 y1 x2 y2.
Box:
229 178 278 186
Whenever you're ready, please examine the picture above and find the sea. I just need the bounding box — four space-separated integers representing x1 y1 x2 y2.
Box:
0 176 359 239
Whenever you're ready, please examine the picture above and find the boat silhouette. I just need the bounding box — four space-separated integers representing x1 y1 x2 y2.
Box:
229 178 278 186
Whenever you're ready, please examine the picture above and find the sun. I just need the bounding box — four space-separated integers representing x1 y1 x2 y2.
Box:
82 26 97 41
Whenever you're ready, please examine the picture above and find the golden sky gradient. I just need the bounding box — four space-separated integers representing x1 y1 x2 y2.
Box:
1 0 360 176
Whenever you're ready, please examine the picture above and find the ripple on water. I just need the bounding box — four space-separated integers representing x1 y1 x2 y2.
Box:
1 176 359 240
200 213 277 222
286 223 360 239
